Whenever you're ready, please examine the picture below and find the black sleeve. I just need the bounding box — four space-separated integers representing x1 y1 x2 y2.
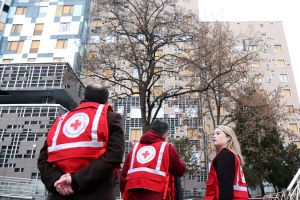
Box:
37 141 64 192
72 112 125 191
213 149 235 200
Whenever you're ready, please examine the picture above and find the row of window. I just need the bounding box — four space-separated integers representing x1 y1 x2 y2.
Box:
10 22 71 36
15 5 74 16
6 39 68 53
2 57 65 63
252 59 287 67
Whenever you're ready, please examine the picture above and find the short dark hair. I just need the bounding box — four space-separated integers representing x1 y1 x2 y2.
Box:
84 84 109 104
150 120 169 136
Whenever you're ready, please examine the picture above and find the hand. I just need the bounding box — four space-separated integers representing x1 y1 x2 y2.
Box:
54 173 74 196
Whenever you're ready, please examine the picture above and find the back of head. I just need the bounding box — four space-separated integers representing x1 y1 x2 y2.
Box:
150 120 169 136
216 125 245 165
84 84 109 104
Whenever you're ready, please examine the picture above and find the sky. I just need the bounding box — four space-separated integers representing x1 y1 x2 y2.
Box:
198 0 300 100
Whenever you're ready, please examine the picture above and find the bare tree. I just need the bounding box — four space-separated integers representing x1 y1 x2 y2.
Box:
189 22 262 128
86 0 246 130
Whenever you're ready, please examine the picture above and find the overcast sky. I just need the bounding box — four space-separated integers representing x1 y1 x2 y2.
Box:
198 0 300 100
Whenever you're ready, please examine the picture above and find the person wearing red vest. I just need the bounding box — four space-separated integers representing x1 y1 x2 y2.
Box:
38 84 124 200
120 120 186 200
205 125 249 200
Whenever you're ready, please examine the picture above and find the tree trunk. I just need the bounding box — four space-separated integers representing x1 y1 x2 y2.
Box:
259 180 265 196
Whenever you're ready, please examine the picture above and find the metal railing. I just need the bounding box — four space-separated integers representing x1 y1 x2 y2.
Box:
0 176 46 199
263 168 300 200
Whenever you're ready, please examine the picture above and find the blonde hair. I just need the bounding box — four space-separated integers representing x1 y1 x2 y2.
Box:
216 125 245 166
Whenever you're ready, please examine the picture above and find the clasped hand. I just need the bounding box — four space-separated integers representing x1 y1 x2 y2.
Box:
54 173 74 196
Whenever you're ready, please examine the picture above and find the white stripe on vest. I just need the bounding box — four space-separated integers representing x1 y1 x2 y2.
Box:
48 104 105 152
234 185 248 192
128 142 167 177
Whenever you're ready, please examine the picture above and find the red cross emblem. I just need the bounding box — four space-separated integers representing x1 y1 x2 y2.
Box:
142 150 150 159
70 119 81 130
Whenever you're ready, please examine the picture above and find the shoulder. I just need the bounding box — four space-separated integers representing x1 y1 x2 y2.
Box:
107 111 122 122
215 148 235 163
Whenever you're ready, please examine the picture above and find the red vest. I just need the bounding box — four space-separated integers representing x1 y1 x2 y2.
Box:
125 141 172 199
205 148 249 200
47 102 112 173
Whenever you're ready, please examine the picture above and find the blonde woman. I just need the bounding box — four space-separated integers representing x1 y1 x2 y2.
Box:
205 125 249 200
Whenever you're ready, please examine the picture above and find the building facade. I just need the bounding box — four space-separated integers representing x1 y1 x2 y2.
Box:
0 63 84 199
230 21 300 145
0 0 91 74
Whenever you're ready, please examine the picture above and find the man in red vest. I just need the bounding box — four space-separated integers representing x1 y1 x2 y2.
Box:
120 120 186 200
38 84 124 200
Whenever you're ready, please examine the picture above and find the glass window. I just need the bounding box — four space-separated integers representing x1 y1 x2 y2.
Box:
187 128 197 139
274 45 283 52
92 19 101 29
55 39 68 49
59 22 70 32
7 41 24 53
279 74 288 83
285 105 294 113
282 89 291 97
2 59 13 63
252 60 261 68
38 6 47 17
10 24 22 35
30 40 40 53
289 123 298 133
34 23 44 35
276 59 285 67
27 58 36 62
153 86 163 96
62 5 74 15
130 128 142 142
15 7 27 15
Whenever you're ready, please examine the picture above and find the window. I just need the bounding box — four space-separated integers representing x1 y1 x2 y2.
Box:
205 123 211 133
183 15 193 24
276 59 285 67
249 45 257 52
38 6 47 17
33 23 44 35
30 40 40 53
153 86 163 96
130 128 142 142
7 41 24 53
56 5 73 16
285 105 294 113
282 89 291 97
187 128 197 139
59 22 70 32
10 24 22 35
274 45 282 52
92 19 101 29
53 57 64 62
132 68 139 78
55 39 68 49
2 59 13 63
0 22 5 31
27 58 36 62
279 74 288 83
103 69 113 77
155 50 164 57
132 86 139 94
220 106 225 115
252 60 261 68
289 123 298 133
63 5 73 15
15 7 27 15
261 33 267 39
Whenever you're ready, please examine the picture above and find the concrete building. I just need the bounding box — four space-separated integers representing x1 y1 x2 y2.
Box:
0 0 91 74
0 0 89 199
0 63 84 199
230 21 300 146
